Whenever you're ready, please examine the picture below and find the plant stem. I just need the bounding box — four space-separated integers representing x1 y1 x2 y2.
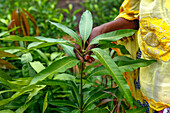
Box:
80 61 85 113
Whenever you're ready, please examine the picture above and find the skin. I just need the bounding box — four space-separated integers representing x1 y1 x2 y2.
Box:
74 17 139 63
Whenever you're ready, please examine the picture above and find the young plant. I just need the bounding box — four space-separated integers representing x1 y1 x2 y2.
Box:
0 10 156 113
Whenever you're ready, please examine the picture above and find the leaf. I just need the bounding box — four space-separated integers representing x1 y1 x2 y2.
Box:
126 107 147 113
79 10 93 45
49 100 78 108
85 65 109 80
42 92 48 113
30 61 45 73
21 53 33 64
8 77 32 86
22 9 40 36
35 36 73 47
60 44 75 57
0 47 23 51
113 56 156 72
0 109 14 113
39 80 80 107
92 48 133 106
53 73 75 82
15 100 36 113
12 9 21 35
27 42 57 50
30 57 79 85
0 59 16 69
20 12 30 36
0 35 41 42
84 108 109 113
26 85 46 103
0 26 20 37
90 29 137 45
83 90 110 110
95 99 112 108
48 21 82 47
0 51 18 58
0 69 12 80
0 85 39 106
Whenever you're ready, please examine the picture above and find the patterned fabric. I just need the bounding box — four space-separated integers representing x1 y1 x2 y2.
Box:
116 0 170 112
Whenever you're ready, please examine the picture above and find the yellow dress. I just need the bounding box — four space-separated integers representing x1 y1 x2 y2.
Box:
116 0 170 112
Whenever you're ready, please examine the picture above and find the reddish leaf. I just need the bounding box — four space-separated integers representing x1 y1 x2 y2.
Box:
14 9 21 35
22 9 40 36
95 99 112 109
0 59 16 69
20 12 30 36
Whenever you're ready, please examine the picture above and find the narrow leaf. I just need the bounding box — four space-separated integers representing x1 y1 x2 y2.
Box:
90 29 136 45
53 73 75 82
20 12 30 36
48 21 82 47
15 100 36 113
42 92 48 113
85 65 109 80
0 59 16 69
22 9 40 36
92 48 133 106
30 57 79 85
0 109 14 113
0 35 41 42
0 51 18 58
60 44 75 57
113 56 156 72
79 10 93 44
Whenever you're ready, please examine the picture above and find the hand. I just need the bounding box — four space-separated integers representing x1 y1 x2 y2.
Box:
74 26 103 63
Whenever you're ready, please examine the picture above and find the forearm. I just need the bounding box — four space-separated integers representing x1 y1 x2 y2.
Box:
98 17 139 33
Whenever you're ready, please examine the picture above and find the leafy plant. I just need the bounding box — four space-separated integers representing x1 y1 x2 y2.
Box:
0 10 156 113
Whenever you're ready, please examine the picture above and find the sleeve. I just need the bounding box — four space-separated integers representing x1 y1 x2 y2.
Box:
116 0 140 20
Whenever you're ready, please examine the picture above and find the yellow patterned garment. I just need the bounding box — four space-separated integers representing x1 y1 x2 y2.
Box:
116 0 170 112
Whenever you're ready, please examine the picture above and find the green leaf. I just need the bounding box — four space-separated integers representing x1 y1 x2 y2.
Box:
30 57 79 85
92 48 133 106
79 10 93 45
126 107 147 113
60 44 75 57
85 65 109 80
0 47 23 51
0 85 39 106
49 100 78 108
53 73 75 82
34 36 73 47
0 69 12 80
83 90 110 110
48 21 82 47
84 108 109 113
42 92 48 113
30 61 45 73
0 26 20 37
0 35 41 42
113 56 156 72
15 100 36 113
0 110 14 113
21 53 33 64
90 29 136 45
26 85 46 103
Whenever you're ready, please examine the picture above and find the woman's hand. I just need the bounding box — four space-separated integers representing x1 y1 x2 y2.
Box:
74 26 103 63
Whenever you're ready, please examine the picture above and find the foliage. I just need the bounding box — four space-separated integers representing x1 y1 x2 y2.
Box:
0 0 80 37
0 4 156 113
